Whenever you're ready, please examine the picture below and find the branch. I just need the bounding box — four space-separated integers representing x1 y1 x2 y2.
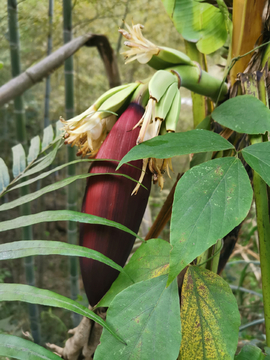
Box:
85 34 121 88
0 33 120 106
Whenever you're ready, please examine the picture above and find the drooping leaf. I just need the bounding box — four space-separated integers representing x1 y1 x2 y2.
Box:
180 266 240 359
0 284 123 343
27 136 41 164
95 276 181 360
117 130 234 169
0 334 60 360
242 142 270 186
7 158 92 192
0 158 10 193
55 120 63 137
234 344 266 360
12 143 26 178
42 125 54 150
20 140 61 178
0 210 143 242
6 158 119 192
212 95 270 134
0 172 142 211
0 240 125 274
162 0 229 54
168 157 253 284
98 238 171 307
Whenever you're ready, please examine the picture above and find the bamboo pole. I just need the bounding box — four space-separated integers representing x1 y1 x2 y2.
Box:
44 0 54 128
231 0 266 84
0 34 120 106
63 0 80 327
7 0 41 344
240 70 270 346
0 34 93 106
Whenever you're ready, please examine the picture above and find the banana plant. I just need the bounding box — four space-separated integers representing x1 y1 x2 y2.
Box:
1 1 270 359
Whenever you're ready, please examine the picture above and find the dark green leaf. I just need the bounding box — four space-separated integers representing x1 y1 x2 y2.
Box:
180 266 240 359
0 172 141 211
212 95 270 134
42 125 54 150
0 240 125 274
27 136 41 164
117 130 234 169
162 0 228 54
235 344 266 360
0 284 123 343
12 143 26 178
0 158 10 193
98 238 171 307
0 210 143 242
0 334 60 360
242 142 270 186
168 157 253 284
95 276 181 360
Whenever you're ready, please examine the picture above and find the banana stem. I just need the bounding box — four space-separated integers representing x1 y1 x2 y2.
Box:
168 65 228 102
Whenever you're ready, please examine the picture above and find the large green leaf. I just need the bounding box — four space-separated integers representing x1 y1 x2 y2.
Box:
0 334 60 360
234 344 268 360
162 0 229 54
242 142 270 186
0 210 144 242
212 95 270 134
117 130 234 169
0 240 125 274
0 284 123 343
95 276 181 360
168 157 253 284
0 172 141 211
179 266 240 359
98 238 171 307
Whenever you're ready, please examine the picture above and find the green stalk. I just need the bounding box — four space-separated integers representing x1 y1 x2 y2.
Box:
169 65 228 102
209 239 222 274
241 71 270 345
251 135 270 345
44 0 54 128
7 0 40 344
63 0 80 327
184 41 208 127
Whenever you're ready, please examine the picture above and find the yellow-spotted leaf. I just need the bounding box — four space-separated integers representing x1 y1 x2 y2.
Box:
179 266 240 359
98 238 171 307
